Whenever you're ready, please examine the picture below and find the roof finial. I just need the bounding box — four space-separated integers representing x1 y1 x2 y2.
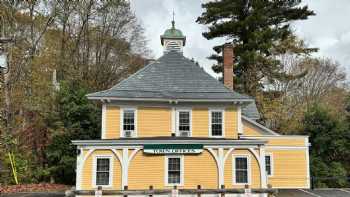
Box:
171 10 175 29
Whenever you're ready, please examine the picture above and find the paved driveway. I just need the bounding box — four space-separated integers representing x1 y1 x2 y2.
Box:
1 192 65 197
278 189 350 197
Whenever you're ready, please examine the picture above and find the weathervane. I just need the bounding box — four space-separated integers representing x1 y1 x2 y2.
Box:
172 10 175 29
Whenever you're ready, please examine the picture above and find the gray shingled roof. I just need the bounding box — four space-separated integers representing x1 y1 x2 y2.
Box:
242 102 260 120
87 52 252 101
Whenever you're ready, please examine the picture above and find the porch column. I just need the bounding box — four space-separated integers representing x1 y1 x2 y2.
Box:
76 148 83 190
121 148 129 189
259 145 267 188
207 147 235 188
121 148 141 189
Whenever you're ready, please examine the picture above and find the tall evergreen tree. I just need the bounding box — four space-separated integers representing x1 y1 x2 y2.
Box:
197 0 317 96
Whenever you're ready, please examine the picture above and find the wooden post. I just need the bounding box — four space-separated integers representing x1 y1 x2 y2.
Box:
197 185 201 197
244 184 251 195
95 186 102 197
220 185 225 197
267 184 273 197
123 185 128 197
172 185 178 197
149 185 154 197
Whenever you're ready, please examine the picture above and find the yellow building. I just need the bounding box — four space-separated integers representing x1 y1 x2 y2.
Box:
73 20 310 193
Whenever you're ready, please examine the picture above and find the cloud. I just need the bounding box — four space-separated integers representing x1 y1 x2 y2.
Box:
131 0 350 79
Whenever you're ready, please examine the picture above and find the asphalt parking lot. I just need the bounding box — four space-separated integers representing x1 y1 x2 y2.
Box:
0 192 65 197
278 189 350 197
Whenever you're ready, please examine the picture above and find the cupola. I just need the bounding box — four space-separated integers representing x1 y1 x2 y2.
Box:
160 19 186 53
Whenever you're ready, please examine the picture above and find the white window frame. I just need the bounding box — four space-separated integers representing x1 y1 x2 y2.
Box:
232 154 251 185
120 107 137 138
175 108 192 137
265 153 274 177
165 155 184 186
209 108 225 138
92 155 113 188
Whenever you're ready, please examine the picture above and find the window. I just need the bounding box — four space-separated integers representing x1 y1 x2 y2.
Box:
233 156 250 184
210 110 224 137
265 154 273 176
95 157 111 186
176 110 191 136
121 108 136 137
166 156 183 185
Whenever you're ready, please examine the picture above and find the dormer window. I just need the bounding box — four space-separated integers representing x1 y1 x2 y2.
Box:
120 108 137 138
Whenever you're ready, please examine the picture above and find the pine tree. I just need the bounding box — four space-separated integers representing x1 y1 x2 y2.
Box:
197 0 317 96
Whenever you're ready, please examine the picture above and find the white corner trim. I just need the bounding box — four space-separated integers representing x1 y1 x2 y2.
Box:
101 104 107 139
171 107 176 134
76 148 83 190
92 155 114 188
120 107 138 138
232 154 252 185
209 108 225 138
237 106 243 135
164 155 184 187
306 141 311 189
175 108 192 137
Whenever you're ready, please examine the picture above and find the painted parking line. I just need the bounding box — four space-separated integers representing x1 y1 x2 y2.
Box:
305 189 350 197
338 189 350 194
299 189 322 197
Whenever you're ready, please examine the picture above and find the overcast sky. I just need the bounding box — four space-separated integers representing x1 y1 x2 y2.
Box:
130 0 350 79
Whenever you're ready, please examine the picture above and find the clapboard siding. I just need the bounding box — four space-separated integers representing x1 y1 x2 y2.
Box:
267 150 308 188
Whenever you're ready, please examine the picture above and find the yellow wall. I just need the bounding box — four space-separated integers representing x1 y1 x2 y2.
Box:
81 149 122 190
266 138 306 146
138 107 172 137
105 106 120 139
225 106 238 138
267 150 308 188
224 149 261 189
192 107 209 137
128 150 218 189
184 151 218 189
243 123 264 136
128 152 165 189
105 105 238 139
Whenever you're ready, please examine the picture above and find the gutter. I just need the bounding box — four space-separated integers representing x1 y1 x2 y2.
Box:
72 139 267 146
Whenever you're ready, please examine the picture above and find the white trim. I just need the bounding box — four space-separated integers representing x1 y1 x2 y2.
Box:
73 140 266 147
76 148 83 190
237 106 243 135
101 104 107 139
171 107 176 134
305 137 311 188
88 96 254 103
209 108 225 138
259 147 267 188
165 155 184 186
265 153 274 177
175 108 192 137
232 154 251 185
120 107 138 138
242 135 308 139
241 116 280 136
266 146 308 150
92 155 113 188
